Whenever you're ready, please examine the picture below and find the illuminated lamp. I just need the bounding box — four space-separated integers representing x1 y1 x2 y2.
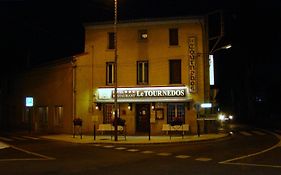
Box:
95 103 101 111
151 102 155 110
128 103 132 111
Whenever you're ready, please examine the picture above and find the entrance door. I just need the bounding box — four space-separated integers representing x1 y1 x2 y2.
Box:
136 104 150 132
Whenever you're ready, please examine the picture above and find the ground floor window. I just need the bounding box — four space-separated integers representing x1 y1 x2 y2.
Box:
54 106 63 127
38 106 48 127
167 103 185 124
23 108 31 123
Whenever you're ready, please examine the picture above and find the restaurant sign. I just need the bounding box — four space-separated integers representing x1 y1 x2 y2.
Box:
188 36 198 93
96 86 190 103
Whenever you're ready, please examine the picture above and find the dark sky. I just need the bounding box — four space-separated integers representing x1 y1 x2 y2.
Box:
1 0 242 66
1 0 280 80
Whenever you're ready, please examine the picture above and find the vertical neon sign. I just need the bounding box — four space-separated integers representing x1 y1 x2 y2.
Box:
188 36 197 93
209 55 215 85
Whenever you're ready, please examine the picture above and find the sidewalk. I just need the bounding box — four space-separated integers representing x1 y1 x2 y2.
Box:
41 133 229 145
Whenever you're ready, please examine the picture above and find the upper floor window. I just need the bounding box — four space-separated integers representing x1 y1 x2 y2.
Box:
169 28 178 46
137 61 149 84
138 30 148 41
106 62 115 85
108 32 115 49
169 59 181 84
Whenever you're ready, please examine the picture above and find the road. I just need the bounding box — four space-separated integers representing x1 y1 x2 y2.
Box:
0 126 280 175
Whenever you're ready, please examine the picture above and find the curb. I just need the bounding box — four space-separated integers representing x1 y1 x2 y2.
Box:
41 133 230 145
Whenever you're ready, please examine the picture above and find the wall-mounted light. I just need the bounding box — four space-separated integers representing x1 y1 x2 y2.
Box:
95 103 101 111
128 103 132 111
151 102 155 110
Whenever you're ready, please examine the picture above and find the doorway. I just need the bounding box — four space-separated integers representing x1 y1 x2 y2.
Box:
136 104 150 132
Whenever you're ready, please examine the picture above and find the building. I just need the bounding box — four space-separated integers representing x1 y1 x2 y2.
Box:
9 59 74 133
9 17 210 135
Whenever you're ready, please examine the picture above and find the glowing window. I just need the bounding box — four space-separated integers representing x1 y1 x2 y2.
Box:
138 30 148 40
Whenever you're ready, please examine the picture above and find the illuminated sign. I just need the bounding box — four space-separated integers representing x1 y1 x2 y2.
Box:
200 103 212 108
25 97 33 107
96 86 190 103
209 55 215 85
188 36 198 93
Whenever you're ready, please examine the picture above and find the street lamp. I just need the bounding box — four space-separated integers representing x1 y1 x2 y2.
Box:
113 0 118 141
210 44 231 54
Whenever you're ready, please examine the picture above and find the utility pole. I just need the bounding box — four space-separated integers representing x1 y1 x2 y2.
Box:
113 0 118 141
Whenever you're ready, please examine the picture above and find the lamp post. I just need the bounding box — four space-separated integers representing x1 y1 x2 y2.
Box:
209 44 231 119
113 0 118 141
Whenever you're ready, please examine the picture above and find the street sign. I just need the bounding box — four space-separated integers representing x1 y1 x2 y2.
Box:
25 97 33 107
201 103 212 108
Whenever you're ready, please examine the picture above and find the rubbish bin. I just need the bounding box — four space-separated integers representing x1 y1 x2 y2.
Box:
73 118 82 139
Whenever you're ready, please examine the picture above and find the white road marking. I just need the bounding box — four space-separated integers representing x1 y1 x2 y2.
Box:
195 157 212 161
0 142 10 149
157 153 172 156
127 149 139 152
93 144 101 147
175 155 191 159
222 162 281 168
12 137 26 141
115 147 127 150
240 131 252 136
104 145 115 148
22 136 40 140
141 151 154 154
252 131 266 136
0 137 13 142
220 130 281 168
9 145 55 160
0 158 52 161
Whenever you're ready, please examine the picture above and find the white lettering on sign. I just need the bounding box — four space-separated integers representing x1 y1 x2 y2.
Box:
97 86 190 103
114 89 186 98
188 36 197 93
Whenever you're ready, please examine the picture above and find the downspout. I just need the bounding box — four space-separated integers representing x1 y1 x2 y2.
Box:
71 57 77 133
199 17 210 102
91 45 94 114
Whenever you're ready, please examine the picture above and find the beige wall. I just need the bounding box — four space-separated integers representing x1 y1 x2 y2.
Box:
11 61 73 133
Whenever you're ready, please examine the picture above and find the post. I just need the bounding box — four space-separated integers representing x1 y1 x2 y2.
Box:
194 102 201 137
93 123 96 140
149 122 151 141
197 113 200 137
113 0 118 141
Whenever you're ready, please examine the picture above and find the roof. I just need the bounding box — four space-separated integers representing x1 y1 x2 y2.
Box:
84 16 205 29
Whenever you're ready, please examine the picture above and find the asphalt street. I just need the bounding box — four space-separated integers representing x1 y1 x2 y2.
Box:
0 126 280 175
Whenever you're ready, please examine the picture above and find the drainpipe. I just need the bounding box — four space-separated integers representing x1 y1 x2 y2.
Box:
71 57 77 133
200 16 210 102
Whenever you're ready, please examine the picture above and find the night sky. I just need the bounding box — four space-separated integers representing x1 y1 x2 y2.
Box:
1 0 241 66
1 0 281 122
1 1 280 65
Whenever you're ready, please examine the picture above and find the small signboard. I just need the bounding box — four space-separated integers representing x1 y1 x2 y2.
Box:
201 103 212 108
25 97 34 107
